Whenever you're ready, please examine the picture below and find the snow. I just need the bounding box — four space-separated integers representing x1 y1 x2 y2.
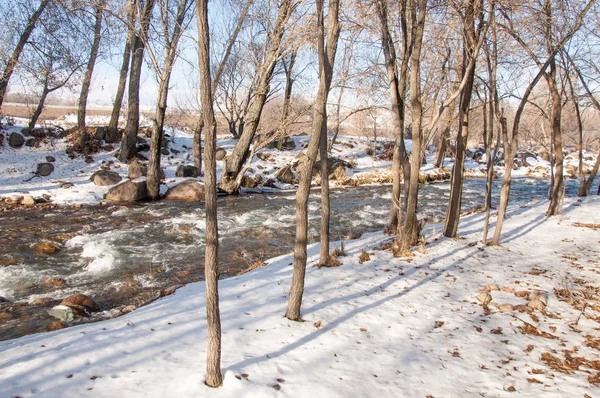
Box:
1 195 599 397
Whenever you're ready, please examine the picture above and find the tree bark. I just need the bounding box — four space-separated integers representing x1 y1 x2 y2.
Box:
221 0 294 194
443 0 480 238
77 0 105 132
197 0 222 388
376 0 410 231
545 57 564 216
109 0 137 131
286 0 339 321
119 0 156 163
0 0 51 109
147 0 191 199
29 80 50 129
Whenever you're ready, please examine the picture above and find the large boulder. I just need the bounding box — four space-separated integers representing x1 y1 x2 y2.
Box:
36 163 54 177
165 180 205 202
274 165 296 184
128 161 147 179
176 165 199 178
105 127 121 143
105 180 147 202
60 294 100 316
8 133 25 147
90 170 122 186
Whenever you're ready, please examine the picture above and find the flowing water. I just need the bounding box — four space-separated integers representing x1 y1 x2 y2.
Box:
0 178 588 340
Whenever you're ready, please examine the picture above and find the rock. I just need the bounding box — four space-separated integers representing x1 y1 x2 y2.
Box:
241 175 259 188
34 241 61 254
279 136 296 150
36 162 54 176
501 286 515 293
136 142 150 152
176 165 199 178
0 254 22 267
8 132 24 147
0 296 9 303
30 297 54 306
528 299 546 311
47 321 68 331
61 182 74 189
160 284 183 297
529 290 548 306
165 180 205 202
94 126 107 141
47 305 75 322
128 161 147 179
515 291 530 299
274 165 296 184
21 195 36 206
105 127 121 143
486 283 500 292
120 305 137 314
105 180 147 202
161 148 169 156
42 278 67 289
25 138 35 147
497 304 514 313
90 170 122 186
5 194 23 204
60 294 100 316
216 147 227 161
21 127 32 136
46 156 56 162
477 291 492 305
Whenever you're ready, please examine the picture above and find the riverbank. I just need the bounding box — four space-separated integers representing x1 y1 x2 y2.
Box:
1 195 599 397
1 115 596 207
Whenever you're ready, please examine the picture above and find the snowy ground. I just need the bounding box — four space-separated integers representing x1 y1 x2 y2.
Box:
1 115 595 206
1 195 599 397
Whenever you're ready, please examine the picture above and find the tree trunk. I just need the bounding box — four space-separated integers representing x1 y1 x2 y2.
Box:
109 0 137 131
197 0 222 388
286 0 339 321
119 0 155 162
434 126 448 169
545 58 564 216
29 80 50 129
398 0 426 252
0 0 51 109
583 150 600 196
77 1 105 133
376 0 410 232
221 0 294 194
277 51 296 150
443 1 479 239
319 123 330 265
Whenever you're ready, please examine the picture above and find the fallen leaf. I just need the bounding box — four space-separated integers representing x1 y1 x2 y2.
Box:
314 320 322 329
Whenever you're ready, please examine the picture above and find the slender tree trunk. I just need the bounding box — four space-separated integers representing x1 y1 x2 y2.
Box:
319 122 330 265
376 0 410 231
546 58 564 216
443 0 480 238
583 151 600 195
434 126 449 169
197 0 222 387
77 1 105 132
277 51 296 150
221 0 294 194
398 0 426 252
29 80 50 129
286 0 339 321
0 0 51 109
109 0 137 131
119 0 155 162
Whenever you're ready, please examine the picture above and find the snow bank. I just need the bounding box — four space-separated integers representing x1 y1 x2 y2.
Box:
1 196 599 397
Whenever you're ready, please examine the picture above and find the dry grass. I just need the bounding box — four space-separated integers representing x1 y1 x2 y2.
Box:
572 222 600 229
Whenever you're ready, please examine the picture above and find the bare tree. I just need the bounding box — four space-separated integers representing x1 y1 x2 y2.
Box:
77 0 106 132
286 0 340 321
196 0 222 387
108 0 137 133
118 0 156 162
0 0 51 109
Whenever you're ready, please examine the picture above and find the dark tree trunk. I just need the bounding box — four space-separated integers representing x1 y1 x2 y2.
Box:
197 0 222 387
109 0 137 131
77 1 105 132
0 0 51 109
29 80 50 129
119 0 155 162
276 51 296 150
286 0 339 321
